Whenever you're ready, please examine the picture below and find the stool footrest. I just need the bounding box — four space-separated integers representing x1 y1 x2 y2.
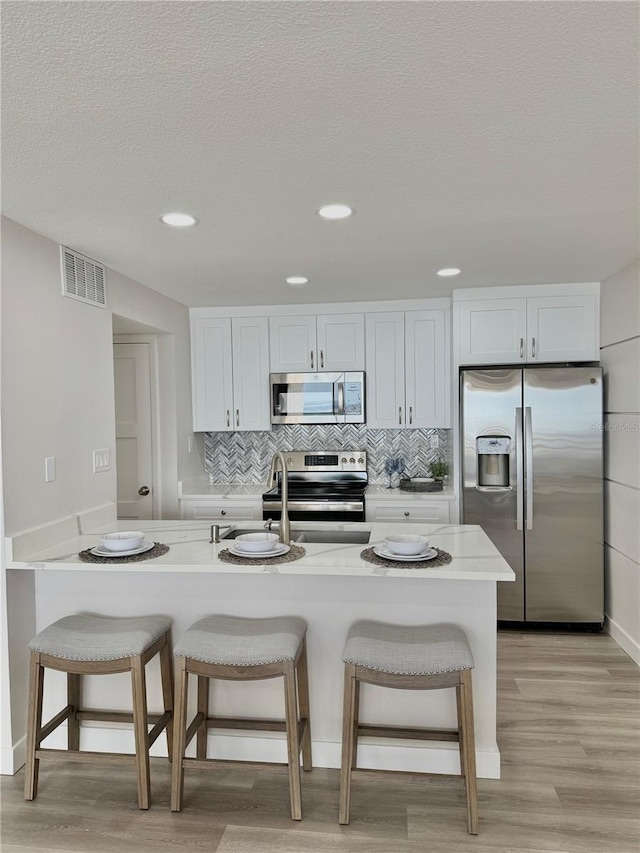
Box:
357 723 459 743
205 716 288 733
76 710 166 724
38 705 73 743
36 748 137 765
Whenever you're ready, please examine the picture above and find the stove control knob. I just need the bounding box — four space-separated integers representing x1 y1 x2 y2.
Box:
349 457 356 463
341 457 347 463
357 457 364 464
287 457 294 464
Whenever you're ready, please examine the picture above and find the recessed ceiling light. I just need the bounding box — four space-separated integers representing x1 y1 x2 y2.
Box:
286 276 309 286
317 204 354 220
437 267 461 277
160 212 198 227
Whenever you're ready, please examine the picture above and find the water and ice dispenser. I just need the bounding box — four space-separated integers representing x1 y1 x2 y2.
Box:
476 436 511 488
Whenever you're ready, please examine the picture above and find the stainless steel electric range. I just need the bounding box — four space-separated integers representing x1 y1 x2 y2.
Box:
262 451 367 523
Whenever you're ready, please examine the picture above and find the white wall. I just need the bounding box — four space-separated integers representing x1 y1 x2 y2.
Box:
600 258 640 664
0 216 202 771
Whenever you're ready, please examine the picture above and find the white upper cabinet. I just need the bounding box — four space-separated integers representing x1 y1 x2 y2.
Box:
366 309 450 428
270 313 364 372
526 295 598 362
456 289 599 365
192 316 270 432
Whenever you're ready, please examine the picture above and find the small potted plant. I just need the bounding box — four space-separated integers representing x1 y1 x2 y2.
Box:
428 459 449 490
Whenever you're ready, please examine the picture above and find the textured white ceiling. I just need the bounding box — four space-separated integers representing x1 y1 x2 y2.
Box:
2 1 638 307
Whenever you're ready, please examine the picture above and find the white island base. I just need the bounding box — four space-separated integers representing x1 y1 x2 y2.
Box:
7 517 514 780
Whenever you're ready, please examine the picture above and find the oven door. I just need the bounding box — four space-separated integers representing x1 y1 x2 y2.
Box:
263 500 365 523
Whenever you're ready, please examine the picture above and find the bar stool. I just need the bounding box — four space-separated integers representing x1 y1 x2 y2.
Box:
339 620 478 834
171 614 312 820
24 613 174 809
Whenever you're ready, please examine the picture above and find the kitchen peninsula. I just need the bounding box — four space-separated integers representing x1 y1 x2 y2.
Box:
6 515 514 779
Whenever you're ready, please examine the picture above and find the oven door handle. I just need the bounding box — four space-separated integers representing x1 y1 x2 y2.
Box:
262 500 364 513
337 382 345 415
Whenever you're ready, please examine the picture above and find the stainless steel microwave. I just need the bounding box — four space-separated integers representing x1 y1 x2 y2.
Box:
270 372 365 425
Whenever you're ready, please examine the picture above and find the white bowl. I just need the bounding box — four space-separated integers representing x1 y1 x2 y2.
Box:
384 533 430 556
100 531 145 552
234 532 280 553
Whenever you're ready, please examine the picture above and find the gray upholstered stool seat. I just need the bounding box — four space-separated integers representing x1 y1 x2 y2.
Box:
339 620 478 835
342 621 474 675
171 614 312 821
29 613 173 661
174 614 307 666
25 613 174 810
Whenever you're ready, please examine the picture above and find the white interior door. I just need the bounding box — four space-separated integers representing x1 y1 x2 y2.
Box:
113 342 153 519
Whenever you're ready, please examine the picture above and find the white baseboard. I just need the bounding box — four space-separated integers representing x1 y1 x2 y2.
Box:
0 734 26 776
22 725 502 780
606 616 640 666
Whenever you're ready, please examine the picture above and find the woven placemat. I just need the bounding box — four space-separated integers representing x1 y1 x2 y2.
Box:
360 546 452 569
78 543 170 564
218 544 306 565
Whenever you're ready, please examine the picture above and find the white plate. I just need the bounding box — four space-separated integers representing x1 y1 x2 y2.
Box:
91 540 156 558
228 544 290 560
373 545 438 563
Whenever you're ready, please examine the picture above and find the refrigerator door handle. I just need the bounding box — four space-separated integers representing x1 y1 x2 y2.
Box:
515 407 524 530
525 406 533 529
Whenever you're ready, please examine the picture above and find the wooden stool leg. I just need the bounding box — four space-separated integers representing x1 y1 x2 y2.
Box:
459 670 478 835
296 639 312 772
338 663 358 825
196 675 209 760
24 652 45 800
171 657 189 812
283 661 302 820
351 679 360 770
131 655 151 810
455 679 466 779
159 632 174 762
67 673 81 751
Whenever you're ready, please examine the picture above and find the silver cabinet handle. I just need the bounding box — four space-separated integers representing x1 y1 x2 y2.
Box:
398 406 403 425
138 486 150 496
310 350 314 369
531 337 536 359
404 511 410 517
519 337 524 359
320 350 324 368
236 409 240 427
515 407 523 530
525 406 533 530
226 409 230 428
220 509 227 516
409 405 413 425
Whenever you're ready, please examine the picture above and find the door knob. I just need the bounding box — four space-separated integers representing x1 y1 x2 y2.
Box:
138 486 150 496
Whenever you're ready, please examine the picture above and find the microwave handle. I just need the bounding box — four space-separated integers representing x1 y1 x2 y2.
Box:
337 382 345 415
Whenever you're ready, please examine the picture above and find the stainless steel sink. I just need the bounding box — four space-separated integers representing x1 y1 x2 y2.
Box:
221 527 371 545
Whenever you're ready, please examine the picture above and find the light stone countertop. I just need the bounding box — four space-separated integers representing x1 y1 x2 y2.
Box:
7 519 514 582
179 479 455 501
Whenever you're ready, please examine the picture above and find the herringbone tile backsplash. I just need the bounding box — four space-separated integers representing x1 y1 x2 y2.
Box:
204 426 450 485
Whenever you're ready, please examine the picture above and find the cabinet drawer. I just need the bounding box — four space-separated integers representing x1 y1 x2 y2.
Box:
366 501 449 524
180 500 262 521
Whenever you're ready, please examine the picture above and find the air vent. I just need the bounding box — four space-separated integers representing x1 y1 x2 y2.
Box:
60 246 107 308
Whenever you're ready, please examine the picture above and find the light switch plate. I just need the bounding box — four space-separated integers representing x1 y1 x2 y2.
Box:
45 456 56 483
187 436 194 454
429 435 439 449
93 448 111 473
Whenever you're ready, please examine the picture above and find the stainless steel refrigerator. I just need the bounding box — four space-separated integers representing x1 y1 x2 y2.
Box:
460 366 603 626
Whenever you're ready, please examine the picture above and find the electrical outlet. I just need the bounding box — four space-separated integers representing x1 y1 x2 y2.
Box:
44 457 56 483
93 448 111 473
429 435 439 450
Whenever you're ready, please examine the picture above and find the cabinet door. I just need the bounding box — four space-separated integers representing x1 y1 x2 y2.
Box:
405 310 450 427
231 317 271 431
527 295 598 362
365 312 405 428
191 318 234 431
181 499 262 520
269 316 317 372
317 313 365 371
458 299 527 365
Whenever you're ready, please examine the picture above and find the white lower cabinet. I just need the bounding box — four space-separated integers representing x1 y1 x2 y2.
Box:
366 500 450 524
180 498 262 521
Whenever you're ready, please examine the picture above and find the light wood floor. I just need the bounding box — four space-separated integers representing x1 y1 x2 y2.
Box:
2 631 639 853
